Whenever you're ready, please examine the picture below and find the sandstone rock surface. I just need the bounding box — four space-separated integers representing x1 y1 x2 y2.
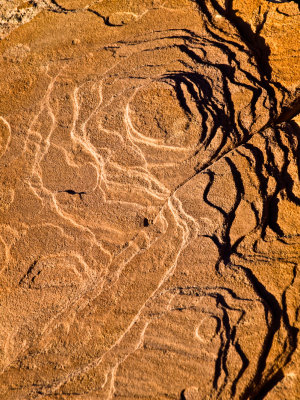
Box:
0 0 299 399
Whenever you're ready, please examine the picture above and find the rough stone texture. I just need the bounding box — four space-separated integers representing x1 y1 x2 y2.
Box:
0 1 299 399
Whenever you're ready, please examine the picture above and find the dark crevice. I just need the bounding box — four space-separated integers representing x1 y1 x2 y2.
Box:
19 260 38 286
266 197 285 236
46 1 117 27
47 0 77 13
58 189 86 200
231 340 250 396
252 369 284 400
274 96 300 125
86 9 122 27
235 265 282 400
193 0 288 122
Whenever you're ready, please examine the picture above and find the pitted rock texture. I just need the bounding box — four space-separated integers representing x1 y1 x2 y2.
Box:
0 1 299 399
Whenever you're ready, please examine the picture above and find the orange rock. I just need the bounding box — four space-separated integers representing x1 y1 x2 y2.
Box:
0 1 299 399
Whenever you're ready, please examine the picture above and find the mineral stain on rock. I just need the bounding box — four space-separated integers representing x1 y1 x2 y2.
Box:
0 0 299 399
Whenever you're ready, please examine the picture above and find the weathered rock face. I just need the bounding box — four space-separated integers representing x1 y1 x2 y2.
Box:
0 0 299 399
